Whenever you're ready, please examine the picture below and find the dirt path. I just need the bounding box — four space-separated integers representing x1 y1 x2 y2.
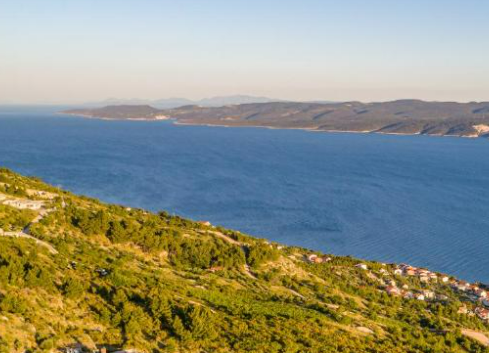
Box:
242 264 257 279
0 230 58 254
0 208 58 254
206 230 242 246
462 329 489 347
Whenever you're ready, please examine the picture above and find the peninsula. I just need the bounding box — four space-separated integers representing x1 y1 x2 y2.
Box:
0 167 488 352
62 99 489 138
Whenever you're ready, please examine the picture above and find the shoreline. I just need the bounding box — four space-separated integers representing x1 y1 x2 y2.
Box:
61 112 487 139
173 120 486 139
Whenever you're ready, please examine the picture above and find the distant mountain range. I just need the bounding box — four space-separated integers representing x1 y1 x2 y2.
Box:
79 95 288 109
62 99 489 138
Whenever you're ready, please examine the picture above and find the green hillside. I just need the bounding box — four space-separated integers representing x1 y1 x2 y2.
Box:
0 168 488 353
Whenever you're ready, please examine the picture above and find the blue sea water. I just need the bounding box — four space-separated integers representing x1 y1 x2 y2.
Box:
0 106 488 282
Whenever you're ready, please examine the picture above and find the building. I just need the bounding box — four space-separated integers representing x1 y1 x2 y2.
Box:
452 281 470 292
436 294 449 301
422 290 435 300
403 291 414 299
306 254 329 264
355 263 368 270
475 289 487 298
386 285 401 296
405 269 416 276
308 254 319 263
475 307 489 321
414 293 425 301
458 305 468 314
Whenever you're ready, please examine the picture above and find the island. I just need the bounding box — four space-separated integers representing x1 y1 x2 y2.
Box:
0 167 488 352
62 99 489 138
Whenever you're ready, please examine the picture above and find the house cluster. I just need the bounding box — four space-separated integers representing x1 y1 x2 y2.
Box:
394 263 449 283
391 264 489 323
450 280 488 300
385 282 437 301
307 254 332 264
475 307 489 321
450 281 489 321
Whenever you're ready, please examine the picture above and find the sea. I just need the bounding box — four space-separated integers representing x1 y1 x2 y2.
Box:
1 105 488 283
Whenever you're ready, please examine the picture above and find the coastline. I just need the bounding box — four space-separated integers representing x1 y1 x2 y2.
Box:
171 120 486 139
61 112 488 139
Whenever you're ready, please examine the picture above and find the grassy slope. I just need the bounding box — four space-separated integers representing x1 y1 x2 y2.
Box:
0 168 488 353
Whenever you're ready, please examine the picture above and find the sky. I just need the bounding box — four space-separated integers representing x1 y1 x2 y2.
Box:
1 0 489 104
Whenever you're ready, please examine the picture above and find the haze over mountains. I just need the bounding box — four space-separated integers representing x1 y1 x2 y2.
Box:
64 99 489 138
80 95 287 109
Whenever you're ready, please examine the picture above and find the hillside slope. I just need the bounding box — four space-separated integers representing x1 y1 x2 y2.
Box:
63 100 489 138
0 168 488 352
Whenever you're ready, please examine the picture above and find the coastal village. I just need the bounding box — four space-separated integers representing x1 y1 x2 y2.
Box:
307 253 489 323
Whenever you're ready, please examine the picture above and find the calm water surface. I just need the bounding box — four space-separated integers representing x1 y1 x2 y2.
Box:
1 106 488 282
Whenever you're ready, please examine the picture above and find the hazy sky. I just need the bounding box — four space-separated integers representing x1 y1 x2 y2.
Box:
1 0 489 103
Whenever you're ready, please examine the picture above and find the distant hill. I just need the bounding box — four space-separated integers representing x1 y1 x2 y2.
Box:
1 167 489 352
78 95 284 109
65 105 161 120
63 99 489 138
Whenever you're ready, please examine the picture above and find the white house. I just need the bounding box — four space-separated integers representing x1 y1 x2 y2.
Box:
475 289 487 298
422 290 435 300
415 293 425 301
